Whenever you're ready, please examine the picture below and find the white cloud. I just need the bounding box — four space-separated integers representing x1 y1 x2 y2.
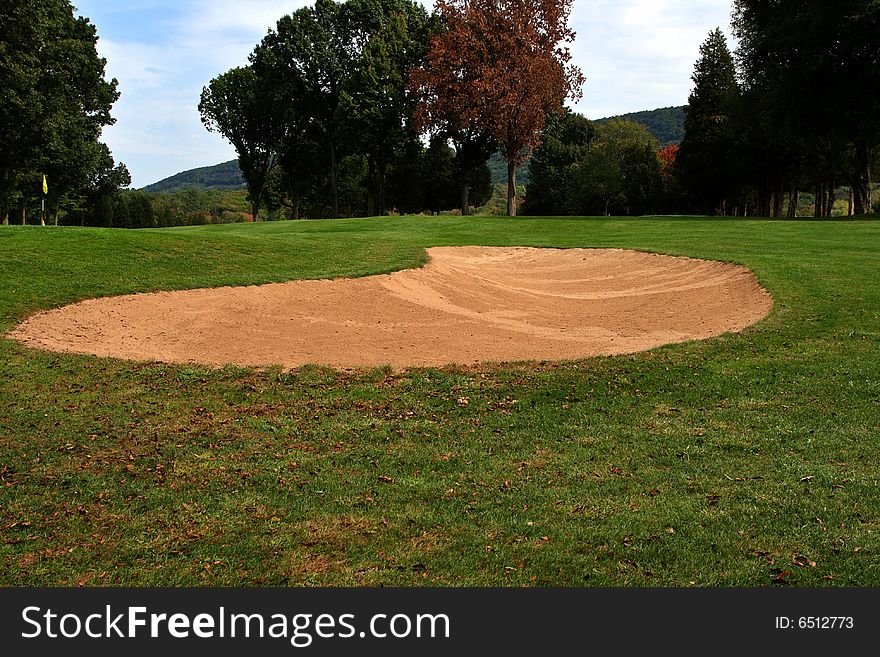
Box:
569 0 733 118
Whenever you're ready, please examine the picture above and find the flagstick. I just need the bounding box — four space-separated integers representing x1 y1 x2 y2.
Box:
41 174 49 226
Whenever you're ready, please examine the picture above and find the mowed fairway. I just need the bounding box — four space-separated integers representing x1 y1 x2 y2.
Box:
1 216 878 586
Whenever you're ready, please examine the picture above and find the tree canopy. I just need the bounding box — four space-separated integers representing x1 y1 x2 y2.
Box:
673 2 879 217
199 66 278 221
200 0 576 220
410 0 583 216
675 28 739 214
0 0 127 225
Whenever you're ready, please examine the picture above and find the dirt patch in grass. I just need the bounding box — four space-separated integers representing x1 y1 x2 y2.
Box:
9 247 772 369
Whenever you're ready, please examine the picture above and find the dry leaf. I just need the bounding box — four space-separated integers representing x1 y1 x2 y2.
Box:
792 555 817 568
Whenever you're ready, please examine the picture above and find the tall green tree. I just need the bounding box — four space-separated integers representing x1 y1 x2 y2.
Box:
199 66 278 221
522 110 596 215
339 1 429 216
733 0 879 216
675 28 740 215
568 119 662 216
1 0 122 224
252 0 351 218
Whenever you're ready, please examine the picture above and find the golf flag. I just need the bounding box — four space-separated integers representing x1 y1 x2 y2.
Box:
42 175 48 195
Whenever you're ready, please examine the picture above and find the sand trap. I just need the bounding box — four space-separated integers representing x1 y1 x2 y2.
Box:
9 247 772 369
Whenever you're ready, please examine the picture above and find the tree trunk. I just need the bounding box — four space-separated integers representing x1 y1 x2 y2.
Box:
378 161 387 217
366 158 377 218
330 144 340 219
757 179 771 217
815 180 825 218
825 175 836 217
251 176 263 222
288 183 302 220
507 160 517 217
772 177 784 218
868 145 874 214
787 187 798 218
851 142 872 216
0 166 9 225
460 181 470 217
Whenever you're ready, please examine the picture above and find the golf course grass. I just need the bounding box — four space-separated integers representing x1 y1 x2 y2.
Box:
1 215 878 586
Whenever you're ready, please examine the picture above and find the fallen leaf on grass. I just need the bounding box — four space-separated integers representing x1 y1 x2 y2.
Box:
378 476 394 484
792 555 817 568
770 569 791 584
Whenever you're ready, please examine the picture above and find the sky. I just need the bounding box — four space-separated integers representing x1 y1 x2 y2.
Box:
73 0 735 189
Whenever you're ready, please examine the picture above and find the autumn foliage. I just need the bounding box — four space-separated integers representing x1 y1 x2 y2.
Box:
410 0 584 215
658 144 679 184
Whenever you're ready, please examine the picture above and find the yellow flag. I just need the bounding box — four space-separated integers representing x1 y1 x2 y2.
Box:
42 175 48 195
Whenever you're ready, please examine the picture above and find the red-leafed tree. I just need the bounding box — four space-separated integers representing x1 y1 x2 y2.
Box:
658 144 680 184
410 0 584 216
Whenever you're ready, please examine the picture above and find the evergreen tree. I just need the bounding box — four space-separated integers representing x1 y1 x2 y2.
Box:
733 0 879 216
675 28 740 215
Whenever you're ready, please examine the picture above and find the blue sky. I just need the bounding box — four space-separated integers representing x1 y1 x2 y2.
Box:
73 0 734 188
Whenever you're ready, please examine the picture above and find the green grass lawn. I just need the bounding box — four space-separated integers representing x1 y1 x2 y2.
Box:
1 216 878 586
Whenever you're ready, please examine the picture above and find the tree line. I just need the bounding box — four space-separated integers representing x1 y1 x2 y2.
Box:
0 0 129 226
676 0 879 217
6 0 873 228
198 0 581 220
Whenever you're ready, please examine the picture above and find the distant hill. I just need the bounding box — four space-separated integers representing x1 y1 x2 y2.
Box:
595 106 686 146
142 160 245 193
143 107 686 191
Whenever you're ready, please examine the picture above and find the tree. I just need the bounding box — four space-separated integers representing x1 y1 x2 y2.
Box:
199 66 278 221
657 143 688 212
675 28 740 215
408 4 496 216
411 0 583 216
522 110 596 215
251 0 352 218
567 119 661 216
733 0 879 216
339 1 430 216
1 0 123 224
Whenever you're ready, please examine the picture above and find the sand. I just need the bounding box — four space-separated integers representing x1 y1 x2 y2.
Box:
8 247 773 370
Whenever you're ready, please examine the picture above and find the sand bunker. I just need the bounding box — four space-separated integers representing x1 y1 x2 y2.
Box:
9 247 772 369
